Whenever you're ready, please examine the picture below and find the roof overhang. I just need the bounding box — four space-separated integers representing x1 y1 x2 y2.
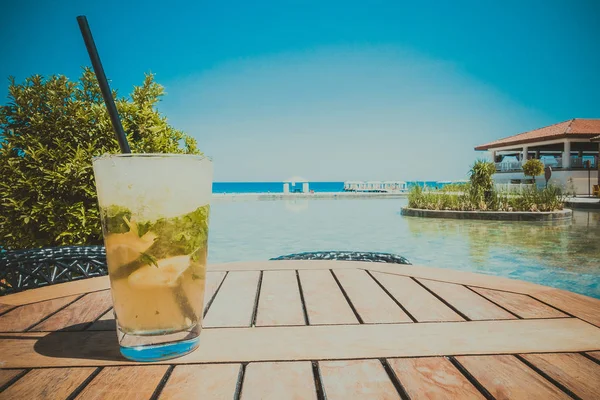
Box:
475 134 598 151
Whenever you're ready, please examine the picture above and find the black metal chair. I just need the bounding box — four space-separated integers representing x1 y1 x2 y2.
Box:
0 246 108 296
270 251 411 264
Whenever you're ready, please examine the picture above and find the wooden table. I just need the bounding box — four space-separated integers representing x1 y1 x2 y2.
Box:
0 260 599 399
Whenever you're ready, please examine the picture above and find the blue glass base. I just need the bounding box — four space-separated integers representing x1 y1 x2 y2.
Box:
120 336 200 362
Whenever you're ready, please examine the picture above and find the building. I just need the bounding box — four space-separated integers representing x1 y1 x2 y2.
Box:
283 177 309 193
475 119 600 195
344 181 407 192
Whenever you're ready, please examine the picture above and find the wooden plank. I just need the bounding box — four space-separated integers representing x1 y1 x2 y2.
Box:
0 259 563 306
533 288 600 327
31 290 113 331
470 287 568 318
203 271 260 328
242 362 316 400
521 353 600 400
204 271 227 313
159 364 240 400
259 262 600 328
0 294 80 332
456 355 569 400
4 319 599 368
387 357 484 399
371 272 464 322
76 365 168 399
366 263 546 294
0 367 95 399
418 279 517 320
0 304 16 315
87 309 116 331
208 259 547 299
587 351 600 361
0 260 558 307
207 260 360 272
319 359 399 399
255 271 305 326
298 270 358 325
333 269 412 323
0 369 25 388
0 276 110 306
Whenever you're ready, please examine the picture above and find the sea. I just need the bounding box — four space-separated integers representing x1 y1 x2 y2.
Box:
212 181 450 193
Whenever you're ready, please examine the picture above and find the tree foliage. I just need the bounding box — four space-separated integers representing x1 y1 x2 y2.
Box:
0 68 201 250
522 158 544 180
468 159 496 192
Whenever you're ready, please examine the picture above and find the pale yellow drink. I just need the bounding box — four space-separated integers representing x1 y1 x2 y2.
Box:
93 154 212 361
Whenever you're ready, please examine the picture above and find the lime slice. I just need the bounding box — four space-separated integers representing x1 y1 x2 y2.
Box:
105 230 157 268
128 255 191 289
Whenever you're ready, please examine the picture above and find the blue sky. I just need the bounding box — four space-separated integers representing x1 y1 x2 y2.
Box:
2 0 599 181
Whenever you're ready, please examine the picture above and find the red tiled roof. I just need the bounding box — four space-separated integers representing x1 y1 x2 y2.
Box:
475 118 600 150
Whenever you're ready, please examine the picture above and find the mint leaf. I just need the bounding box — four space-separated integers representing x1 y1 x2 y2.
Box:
140 205 210 260
101 205 132 234
136 220 153 237
139 252 159 267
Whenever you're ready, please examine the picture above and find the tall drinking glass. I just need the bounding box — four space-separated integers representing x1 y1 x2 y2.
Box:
93 154 212 362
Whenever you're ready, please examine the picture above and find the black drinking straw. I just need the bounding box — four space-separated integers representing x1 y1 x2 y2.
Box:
78 17 197 322
77 16 131 154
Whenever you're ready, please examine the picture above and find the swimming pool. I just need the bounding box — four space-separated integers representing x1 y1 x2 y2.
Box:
208 198 600 299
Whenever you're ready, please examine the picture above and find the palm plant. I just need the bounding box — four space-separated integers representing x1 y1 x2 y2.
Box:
468 159 496 191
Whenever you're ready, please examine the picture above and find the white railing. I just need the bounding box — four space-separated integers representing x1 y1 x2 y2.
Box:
495 158 565 172
344 181 407 192
495 162 522 172
495 183 536 193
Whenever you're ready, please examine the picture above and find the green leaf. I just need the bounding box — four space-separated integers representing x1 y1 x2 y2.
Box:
139 252 159 267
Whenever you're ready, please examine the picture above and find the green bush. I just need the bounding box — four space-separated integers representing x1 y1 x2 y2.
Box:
408 186 478 211
467 159 496 205
506 185 564 212
439 182 470 193
407 185 564 212
0 68 201 250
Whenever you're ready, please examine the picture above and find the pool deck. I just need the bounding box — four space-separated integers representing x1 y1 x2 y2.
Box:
564 196 600 210
0 260 598 398
401 207 573 221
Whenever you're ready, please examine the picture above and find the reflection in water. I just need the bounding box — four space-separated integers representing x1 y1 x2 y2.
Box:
405 213 600 274
284 199 310 213
403 209 600 298
209 199 600 298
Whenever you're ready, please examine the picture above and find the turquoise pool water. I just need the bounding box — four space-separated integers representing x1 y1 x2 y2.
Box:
208 198 600 299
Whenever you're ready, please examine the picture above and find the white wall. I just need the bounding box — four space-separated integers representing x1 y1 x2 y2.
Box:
493 170 598 195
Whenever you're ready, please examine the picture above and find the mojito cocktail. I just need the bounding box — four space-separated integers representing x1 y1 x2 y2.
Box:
93 154 212 361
